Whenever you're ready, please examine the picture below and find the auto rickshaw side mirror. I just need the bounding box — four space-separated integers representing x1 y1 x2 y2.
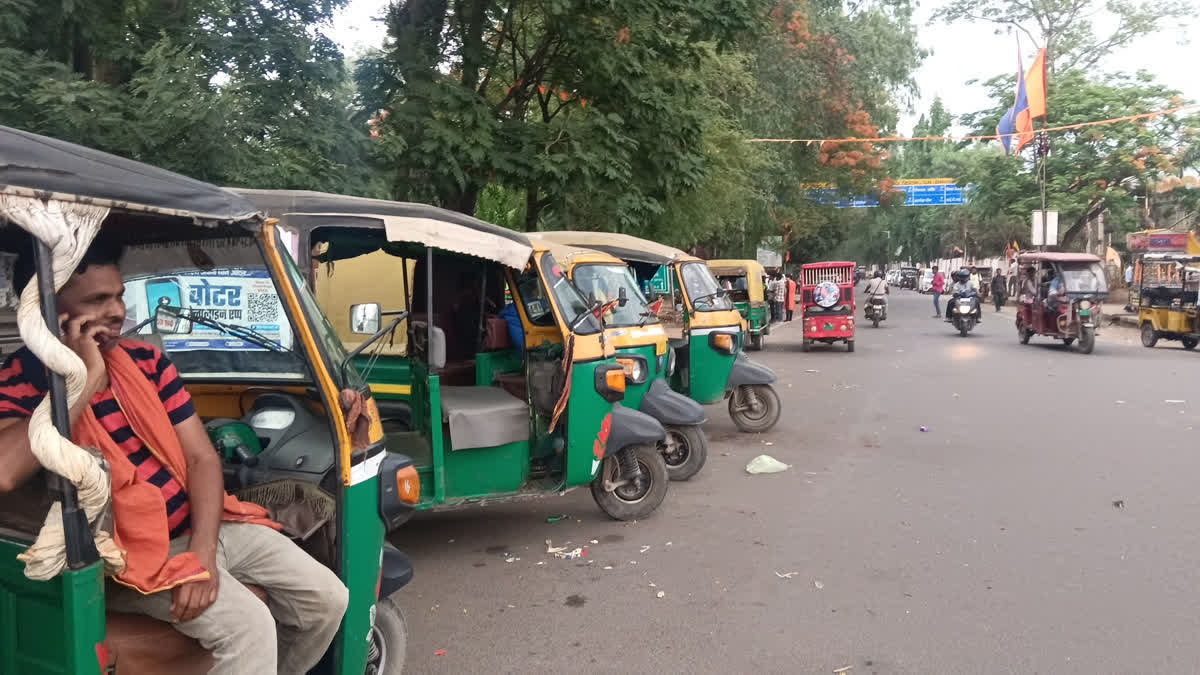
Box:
618 286 628 307
350 303 382 335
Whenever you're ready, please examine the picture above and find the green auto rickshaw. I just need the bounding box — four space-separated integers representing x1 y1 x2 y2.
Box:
0 126 418 674
531 238 710 481
535 232 781 434
706 259 770 351
234 190 672 521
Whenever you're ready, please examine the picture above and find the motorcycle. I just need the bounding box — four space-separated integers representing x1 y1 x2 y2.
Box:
865 296 887 328
950 291 981 337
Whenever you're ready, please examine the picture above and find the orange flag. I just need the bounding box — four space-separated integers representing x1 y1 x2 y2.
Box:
1025 48 1047 121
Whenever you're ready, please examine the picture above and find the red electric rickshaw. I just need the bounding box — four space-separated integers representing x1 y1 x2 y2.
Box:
1014 252 1108 354
800 261 857 352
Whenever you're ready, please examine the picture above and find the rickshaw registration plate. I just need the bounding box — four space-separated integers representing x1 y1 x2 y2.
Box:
823 322 834 330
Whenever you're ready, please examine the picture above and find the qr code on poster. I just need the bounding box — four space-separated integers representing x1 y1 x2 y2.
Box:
246 293 280 322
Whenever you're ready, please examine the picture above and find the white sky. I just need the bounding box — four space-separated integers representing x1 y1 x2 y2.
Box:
329 0 1199 136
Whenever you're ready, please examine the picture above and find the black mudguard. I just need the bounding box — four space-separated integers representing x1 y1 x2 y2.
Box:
638 378 706 426
378 544 414 599
608 402 666 451
726 352 777 389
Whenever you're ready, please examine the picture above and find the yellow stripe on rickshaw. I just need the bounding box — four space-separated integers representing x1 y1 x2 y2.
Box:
370 383 412 396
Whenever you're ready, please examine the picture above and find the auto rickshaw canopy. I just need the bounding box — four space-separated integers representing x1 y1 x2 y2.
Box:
0 125 259 223
706 259 766 302
231 189 533 269
533 231 702 265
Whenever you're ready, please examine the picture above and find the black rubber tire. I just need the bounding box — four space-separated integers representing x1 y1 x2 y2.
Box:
1078 326 1096 354
1141 323 1158 348
800 340 810 353
367 595 408 675
847 339 856 352
1061 337 1075 346
591 445 669 521
1183 337 1198 350
728 384 781 433
1018 324 1032 344
662 424 708 481
749 332 763 351
872 316 880 328
958 319 972 337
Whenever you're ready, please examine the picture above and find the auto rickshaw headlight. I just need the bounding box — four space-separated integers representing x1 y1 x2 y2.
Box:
1078 299 1092 310
595 363 626 402
709 332 735 355
616 356 648 384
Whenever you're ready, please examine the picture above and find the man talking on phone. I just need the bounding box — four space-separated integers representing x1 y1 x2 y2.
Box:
0 234 348 674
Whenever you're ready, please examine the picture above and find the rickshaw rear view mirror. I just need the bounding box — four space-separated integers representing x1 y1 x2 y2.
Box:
350 303 382 335
618 286 628 307
153 305 191 335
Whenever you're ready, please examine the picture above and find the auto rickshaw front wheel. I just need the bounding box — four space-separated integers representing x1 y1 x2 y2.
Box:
366 595 408 674
662 424 708 481
1078 326 1096 354
749 332 764 350
728 384 781 433
592 444 669 521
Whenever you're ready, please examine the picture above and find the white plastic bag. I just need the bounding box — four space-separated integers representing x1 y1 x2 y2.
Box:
746 454 789 474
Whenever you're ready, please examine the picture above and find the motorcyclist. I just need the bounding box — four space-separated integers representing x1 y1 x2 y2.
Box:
863 270 888 319
945 267 982 323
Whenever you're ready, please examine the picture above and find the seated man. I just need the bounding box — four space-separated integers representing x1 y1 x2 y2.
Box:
0 235 347 674
945 269 980 321
863 270 889 318
1045 270 1067 314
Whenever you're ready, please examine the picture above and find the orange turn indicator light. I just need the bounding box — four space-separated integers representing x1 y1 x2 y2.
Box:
605 368 627 393
396 465 420 504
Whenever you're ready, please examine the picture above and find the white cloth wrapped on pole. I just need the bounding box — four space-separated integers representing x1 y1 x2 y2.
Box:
1 194 125 579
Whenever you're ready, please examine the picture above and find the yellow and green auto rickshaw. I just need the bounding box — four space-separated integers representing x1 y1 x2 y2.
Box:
706 259 770 350
535 232 781 434
1133 253 1200 349
234 190 672 521
531 238 710 480
0 126 418 674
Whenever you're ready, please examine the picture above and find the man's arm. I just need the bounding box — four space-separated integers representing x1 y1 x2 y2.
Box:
170 414 225 622
0 315 110 493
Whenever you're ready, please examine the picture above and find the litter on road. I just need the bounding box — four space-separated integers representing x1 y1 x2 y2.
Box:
640 545 651 553
746 455 789 474
656 591 665 598
1165 400 1186 404
546 514 569 523
774 571 797 579
813 580 825 589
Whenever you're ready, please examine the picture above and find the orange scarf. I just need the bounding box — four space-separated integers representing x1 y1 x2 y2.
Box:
73 341 279 594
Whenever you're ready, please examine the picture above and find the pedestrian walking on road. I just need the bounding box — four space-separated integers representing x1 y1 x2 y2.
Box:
991 268 1007 311
930 266 945 317
769 273 786 323
785 274 796 321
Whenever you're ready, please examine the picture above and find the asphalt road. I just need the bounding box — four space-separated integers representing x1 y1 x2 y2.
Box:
390 289 1200 674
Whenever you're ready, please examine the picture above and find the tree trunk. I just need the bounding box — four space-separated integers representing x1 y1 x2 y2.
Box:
524 187 542 232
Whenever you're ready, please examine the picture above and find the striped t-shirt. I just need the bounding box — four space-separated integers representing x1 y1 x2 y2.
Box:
0 342 197 539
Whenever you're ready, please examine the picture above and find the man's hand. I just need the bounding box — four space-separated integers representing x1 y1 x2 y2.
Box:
60 313 108 380
170 554 220 623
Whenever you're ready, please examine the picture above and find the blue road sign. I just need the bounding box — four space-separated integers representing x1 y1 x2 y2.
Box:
805 183 972 208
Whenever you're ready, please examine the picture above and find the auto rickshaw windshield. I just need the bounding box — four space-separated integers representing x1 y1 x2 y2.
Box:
1059 263 1109 294
680 262 733 311
542 253 603 334
573 263 656 327
120 236 309 381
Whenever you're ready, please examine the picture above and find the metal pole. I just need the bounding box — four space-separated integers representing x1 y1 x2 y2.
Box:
32 241 99 569
476 268 488 354
426 246 436 375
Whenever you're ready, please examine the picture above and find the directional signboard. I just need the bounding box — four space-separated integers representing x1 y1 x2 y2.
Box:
803 178 972 208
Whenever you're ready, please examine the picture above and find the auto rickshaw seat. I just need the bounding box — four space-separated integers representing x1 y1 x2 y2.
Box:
439 385 529 449
103 584 269 674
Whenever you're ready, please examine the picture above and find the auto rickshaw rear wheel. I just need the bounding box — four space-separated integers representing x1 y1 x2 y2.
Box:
750 332 763 350
592 444 669 520
728 384 781 433
366 595 408 675
1140 323 1158 348
662 424 708 481
1183 337 1198 350
1018 324 1032 344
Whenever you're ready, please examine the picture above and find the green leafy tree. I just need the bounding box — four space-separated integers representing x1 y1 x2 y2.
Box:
0 0 378 194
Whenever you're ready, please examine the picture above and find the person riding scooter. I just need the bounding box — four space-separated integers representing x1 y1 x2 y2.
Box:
945 268 982 323
863 270 888 320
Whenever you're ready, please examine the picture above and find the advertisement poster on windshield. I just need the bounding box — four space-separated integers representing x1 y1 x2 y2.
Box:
123 269 293 351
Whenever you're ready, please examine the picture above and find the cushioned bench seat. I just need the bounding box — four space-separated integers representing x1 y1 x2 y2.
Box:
439 386 529 449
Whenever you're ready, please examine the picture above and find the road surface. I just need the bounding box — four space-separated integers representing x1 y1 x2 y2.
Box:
390 289 1200 674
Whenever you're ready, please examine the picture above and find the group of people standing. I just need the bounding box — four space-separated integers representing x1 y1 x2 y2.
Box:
767 271 796 323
